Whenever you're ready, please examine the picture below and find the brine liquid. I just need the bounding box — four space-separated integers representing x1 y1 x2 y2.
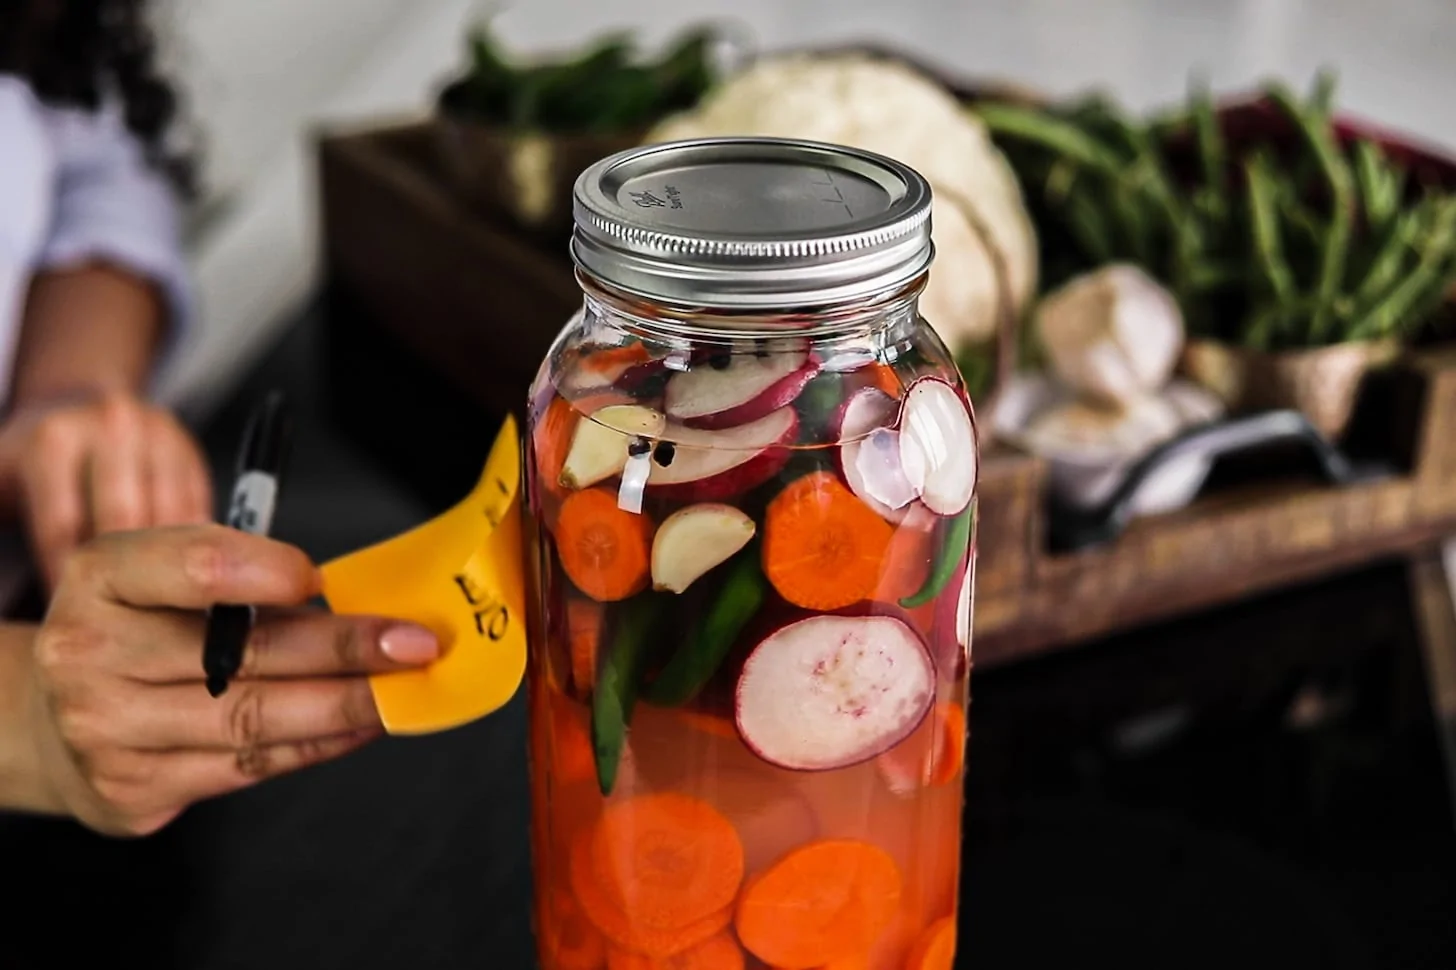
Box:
525 425 973 970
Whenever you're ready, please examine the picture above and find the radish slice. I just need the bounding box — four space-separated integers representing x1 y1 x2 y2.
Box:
647 407 797 502
666 350 818 430
735 614 934 772
898 377 978 516
835 387 919 522
956 557 973 651
930 559 969 682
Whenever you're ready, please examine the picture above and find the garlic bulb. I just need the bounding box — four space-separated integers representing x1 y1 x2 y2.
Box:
1035 264 1184 408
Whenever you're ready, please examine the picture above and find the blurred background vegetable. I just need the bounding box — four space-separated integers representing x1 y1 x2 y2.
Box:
976 74 1456 353
439 24 723 133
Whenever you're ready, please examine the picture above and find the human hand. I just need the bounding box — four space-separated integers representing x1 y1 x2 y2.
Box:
0 391 213 591
25 524 439 836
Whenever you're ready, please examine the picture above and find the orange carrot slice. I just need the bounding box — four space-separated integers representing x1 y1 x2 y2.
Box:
876 702 967 794
542 888 608 970
767 956 872 970
820 955 871 970
605 932 745 970
905 917 956 970
860 362 903 399
556 488 654 602
735 839 902 969
567 598 605 694
591 792 744 930
571 834 732 956
874 519 936 605
551 693 597 785
762 472 895 611
671 709 739 741
924 703 967 786
536 396 578 497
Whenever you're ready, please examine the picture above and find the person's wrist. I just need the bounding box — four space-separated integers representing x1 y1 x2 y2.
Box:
3 385 116 424
0 625 65 816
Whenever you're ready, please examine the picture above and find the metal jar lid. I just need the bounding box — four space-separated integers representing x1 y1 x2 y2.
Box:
570 137 934 311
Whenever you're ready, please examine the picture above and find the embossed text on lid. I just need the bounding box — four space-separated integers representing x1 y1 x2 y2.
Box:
571 137 934 310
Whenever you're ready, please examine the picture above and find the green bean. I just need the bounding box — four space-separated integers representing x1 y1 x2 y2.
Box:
1191 77 1225 190
1108 180 1155 265
975 101 1126 174
1064 188 1116 264
1267 81 1355 344
1076 95 1147 162
1309 68 1339 120
1188 259 1243 294
1243 302 1285 352
641 551 766 707
1354 140 1388 228
1351 210 1422 311
901 504 974 609
1276 191 1325 269
1246 153 1298 304
1352 197 1456 339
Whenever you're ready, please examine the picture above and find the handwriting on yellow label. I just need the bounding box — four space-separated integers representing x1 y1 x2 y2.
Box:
319 416 527 735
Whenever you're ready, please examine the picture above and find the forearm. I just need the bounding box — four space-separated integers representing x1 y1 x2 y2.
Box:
8 262 164 408
0 622 60 815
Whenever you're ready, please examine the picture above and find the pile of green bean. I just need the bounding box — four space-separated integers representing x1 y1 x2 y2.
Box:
975 74 1456 351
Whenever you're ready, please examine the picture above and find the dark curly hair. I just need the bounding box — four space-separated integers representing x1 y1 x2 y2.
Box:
0 0 197 197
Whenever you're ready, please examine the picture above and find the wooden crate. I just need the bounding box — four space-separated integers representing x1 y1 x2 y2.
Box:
317 122 1456 670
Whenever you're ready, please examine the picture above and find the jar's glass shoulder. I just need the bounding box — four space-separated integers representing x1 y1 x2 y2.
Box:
532 300 973 443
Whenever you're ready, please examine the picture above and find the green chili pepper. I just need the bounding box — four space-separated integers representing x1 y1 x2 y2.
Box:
795 372 846 444
591 592 665 795
642 550 767 708
901 504 974 610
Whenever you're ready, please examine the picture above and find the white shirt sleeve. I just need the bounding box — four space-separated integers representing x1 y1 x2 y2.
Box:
0 76 56 401
37 100 194 371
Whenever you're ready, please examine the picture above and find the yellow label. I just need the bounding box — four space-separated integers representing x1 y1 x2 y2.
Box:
319 416 527 735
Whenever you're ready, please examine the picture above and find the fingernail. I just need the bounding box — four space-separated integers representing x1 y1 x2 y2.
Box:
379 623 440 664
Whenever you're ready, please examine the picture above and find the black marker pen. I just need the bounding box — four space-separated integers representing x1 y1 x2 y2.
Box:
203 389 291 697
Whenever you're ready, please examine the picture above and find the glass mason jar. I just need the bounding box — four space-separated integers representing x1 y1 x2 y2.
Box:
525 138 977 970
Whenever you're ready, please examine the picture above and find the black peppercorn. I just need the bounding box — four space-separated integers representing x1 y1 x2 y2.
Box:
627 438 651 458
708 351 732 370
653 441 676 467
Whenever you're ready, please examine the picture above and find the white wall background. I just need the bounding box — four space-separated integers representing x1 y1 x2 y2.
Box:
157 0 1456 418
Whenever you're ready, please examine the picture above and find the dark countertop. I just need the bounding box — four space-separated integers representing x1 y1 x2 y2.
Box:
1 298 1454 969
